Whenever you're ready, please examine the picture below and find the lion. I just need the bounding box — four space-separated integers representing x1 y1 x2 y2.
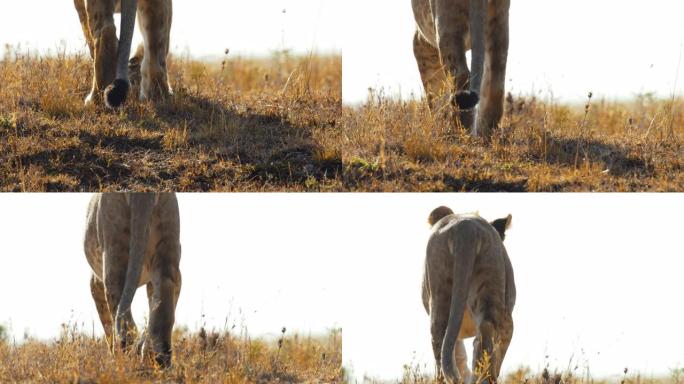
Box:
412 0 510 139
84 193 182 367
73 0 173 108
422 206 515 384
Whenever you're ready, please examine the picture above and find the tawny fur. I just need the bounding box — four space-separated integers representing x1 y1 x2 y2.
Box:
423 207 515 384
84 193 181 367
412 0 510 139
74 0 173 107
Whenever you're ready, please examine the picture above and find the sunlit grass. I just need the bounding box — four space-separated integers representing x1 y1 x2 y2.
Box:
0 47 342 191
362 361 683 384
0 323 342 383
339 90 683 191
2 44 681 191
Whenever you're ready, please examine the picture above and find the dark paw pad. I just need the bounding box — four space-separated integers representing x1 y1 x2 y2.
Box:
104 78 130 109
453 90 480 110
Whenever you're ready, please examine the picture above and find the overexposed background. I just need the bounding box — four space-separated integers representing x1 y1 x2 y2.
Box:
0 0 340 57
341 194 684 381
0 194 343 342
343 0 684 104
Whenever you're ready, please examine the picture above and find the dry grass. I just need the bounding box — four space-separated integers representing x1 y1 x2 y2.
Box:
2 45 682 191
0 46 342 191
371 362 684 384
340 91 683 191
0 324 342 383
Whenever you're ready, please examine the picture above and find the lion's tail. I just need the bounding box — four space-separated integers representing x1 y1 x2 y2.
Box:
115 193 156 340
469 0 486 94
105 0 138 108
441 223 478 384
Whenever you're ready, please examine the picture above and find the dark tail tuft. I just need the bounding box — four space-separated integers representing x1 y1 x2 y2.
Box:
104 78 130 109
454 90 480 110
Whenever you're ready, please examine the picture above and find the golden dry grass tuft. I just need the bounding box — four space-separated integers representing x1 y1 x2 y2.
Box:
0 324 342 383
340 91 683 191
0 47 342 191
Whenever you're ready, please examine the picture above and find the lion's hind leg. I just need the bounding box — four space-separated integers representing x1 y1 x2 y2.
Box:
145 239 181 368
475 0 510 140
84 0 118 105
455 340 471 383
138 0 173 102
101 242 138 352
433 0 477 131
413 30 447 111
429 294 450 382
493 312 514 378
471 298 505 384
74 0 95 58
128 43 145 90
147 267 180 367
90 274 114 348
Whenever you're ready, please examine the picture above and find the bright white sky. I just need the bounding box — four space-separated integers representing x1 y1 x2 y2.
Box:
0 0 340 58
0 194 343 342
343 0 684 104
341 194 684 381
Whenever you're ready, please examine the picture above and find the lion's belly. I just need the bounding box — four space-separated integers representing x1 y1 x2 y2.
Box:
458 308 477 339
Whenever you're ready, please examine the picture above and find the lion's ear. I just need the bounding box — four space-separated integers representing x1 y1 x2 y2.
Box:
428 206 454 226
490 214 512 240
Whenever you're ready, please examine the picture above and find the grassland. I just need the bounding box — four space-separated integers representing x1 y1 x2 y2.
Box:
1 46 682 191
0 325 341 383
340 92 683 191
0 47 342 191
363 363 684 384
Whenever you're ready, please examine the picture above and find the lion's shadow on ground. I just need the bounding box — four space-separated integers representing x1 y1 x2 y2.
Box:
534 133 654 178
25 93 343 191
151 93 342 186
